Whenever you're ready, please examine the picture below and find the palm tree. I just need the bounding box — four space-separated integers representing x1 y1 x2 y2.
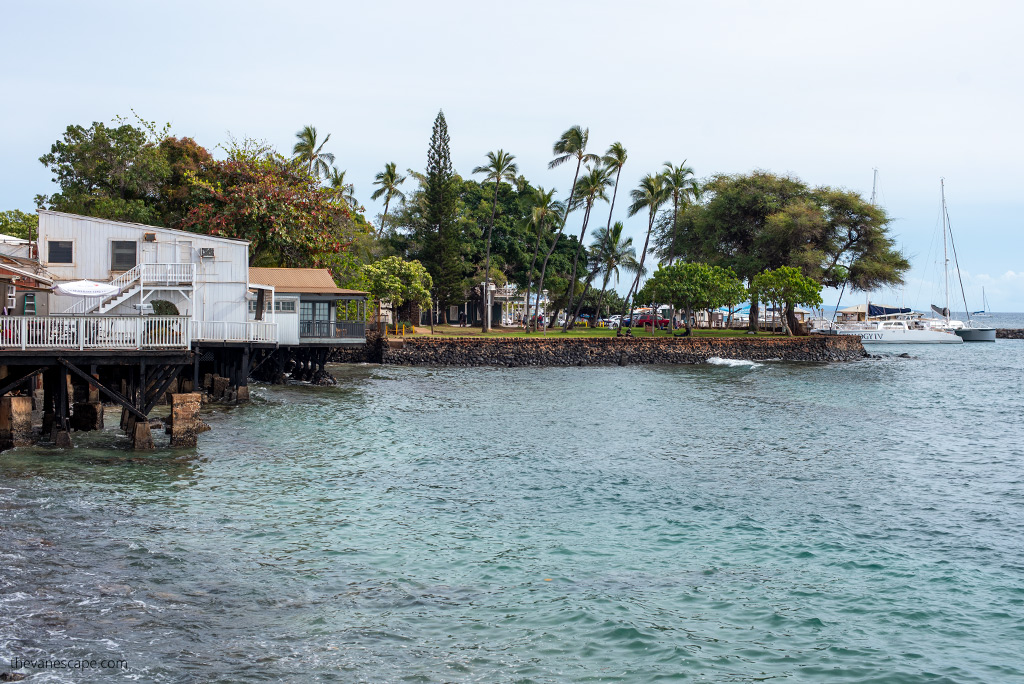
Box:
563 164 613 330
661 161 699 265
521 187 562 332
292 125 335 179
370 162 407 237
619 174 670 334
533 126 599 333
472 150 519 332
568 142 628 327
327 167 359 208
590 221 641 320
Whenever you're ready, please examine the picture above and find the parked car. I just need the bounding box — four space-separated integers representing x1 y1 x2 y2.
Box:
633 315 670 329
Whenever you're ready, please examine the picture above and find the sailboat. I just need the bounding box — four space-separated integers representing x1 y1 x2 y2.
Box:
972 288 992 317
932 179 995 342
826 171 963 344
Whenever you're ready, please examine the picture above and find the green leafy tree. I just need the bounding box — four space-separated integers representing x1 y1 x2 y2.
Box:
0 209 39 240
362 256 433 333
36 119 171 224
292 125 335 179
680 171 908 332
751 266 823 336
472 150 519 331
642 262 746 335
371 162 406 237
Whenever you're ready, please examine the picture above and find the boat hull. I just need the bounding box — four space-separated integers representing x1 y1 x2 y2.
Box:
955 327 996 342
836 330 964 344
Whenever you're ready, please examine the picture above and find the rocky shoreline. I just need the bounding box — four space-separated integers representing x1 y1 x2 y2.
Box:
349 334 866 367
996 329 1024 339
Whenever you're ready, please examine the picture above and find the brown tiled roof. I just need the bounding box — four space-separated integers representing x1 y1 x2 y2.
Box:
248 267 365 295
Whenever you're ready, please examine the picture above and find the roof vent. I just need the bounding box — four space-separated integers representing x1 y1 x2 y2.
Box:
143 232 157 242
199 247 215 259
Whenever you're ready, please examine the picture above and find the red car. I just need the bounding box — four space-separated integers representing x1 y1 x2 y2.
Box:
633 315 669 329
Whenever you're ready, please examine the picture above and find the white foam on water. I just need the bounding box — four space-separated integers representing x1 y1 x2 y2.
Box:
706 357 762 368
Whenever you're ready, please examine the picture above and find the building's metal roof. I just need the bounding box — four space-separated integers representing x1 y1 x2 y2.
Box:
37 210 251 246
248 267 365 296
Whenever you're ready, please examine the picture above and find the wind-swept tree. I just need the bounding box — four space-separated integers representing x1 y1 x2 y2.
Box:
521 187 562 332
568 142 628 327
327 167 358 209
661 161 699 266
618 173 670 333
371 162 407 237
532 125 598 333
472 150 519 331
292 125 334 179
563 164 613 329
590 221 640 321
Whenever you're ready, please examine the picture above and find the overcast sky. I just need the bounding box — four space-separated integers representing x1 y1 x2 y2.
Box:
2 0 1022 309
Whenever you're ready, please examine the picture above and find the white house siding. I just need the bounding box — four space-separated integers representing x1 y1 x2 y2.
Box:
38 211 251 324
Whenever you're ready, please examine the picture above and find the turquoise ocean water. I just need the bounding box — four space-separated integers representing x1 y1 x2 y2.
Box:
2 339 1023 682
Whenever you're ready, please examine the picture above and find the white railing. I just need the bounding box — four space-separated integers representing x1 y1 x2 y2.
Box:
63 296 105 315
191 320 278 343
0 316 191 350
141 263 195 285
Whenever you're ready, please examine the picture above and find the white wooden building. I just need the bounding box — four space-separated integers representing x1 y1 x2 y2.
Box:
34 210 275 346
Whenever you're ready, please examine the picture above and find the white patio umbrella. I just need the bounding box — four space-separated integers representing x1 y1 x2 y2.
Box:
53 280 120 298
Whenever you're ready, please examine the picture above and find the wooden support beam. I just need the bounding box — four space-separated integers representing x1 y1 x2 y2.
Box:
0 367 47 397
56 358 147 420
143 364 187 415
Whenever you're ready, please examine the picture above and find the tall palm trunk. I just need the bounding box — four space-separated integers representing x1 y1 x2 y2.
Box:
562 200 594 331
667 195 679 266
522 225 545 333
533 160 583 335
596 269 612 320
618 210 656 333
666 195 679 331
570 164 623 327
378 195 392 238
482 182 500 332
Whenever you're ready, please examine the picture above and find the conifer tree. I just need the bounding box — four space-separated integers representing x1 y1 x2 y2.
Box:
423 111 462 323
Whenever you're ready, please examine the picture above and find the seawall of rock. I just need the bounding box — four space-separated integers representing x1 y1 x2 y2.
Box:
996 329 1024 339
377 334 865 367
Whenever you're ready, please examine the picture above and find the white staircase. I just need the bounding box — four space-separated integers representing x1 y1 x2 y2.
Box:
97 284 142 313
59 263 195 316
60 265 142 315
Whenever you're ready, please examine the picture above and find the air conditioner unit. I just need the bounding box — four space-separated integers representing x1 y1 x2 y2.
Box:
143 232 157 242
199 247 215 259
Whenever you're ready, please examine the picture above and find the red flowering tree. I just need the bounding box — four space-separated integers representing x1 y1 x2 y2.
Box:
176 155 365 282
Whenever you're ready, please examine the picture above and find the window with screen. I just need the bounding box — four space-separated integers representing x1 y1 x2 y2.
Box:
111 241 137 270
48 240 73 263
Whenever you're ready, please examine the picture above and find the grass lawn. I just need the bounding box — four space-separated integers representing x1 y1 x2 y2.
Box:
395 324 780 339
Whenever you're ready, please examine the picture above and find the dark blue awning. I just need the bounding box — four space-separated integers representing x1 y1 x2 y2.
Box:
868 304 912 317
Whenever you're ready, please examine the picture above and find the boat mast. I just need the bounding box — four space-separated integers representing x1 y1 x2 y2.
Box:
941 178 950 324
866 168 878 322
